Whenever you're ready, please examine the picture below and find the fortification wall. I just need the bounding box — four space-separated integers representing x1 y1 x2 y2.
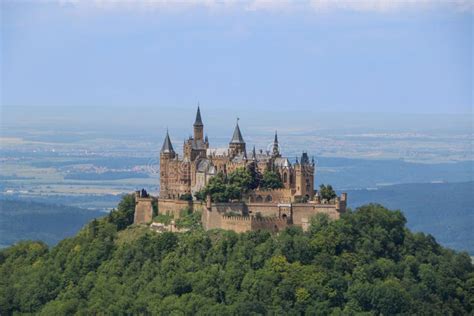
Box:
248 188 294 203
246 203 280 217
158 199 204 218
250 217 289 232
291 204 341 229
211 202 246 215
134 197 154 224
220 215 252 233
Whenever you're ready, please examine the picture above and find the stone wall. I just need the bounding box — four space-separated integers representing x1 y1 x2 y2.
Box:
247 188 294 203
158 198 204 218
134 197 154 224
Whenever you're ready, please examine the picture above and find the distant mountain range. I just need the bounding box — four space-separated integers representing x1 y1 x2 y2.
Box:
345 181 474 254
0 199 105 247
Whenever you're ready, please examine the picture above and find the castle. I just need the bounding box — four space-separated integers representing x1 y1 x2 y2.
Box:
135 107 347 233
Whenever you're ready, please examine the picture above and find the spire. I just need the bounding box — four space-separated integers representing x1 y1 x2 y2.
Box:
251 146 257 160
160 129 175 154
272 130 280 157
194 104 203 126
230 118 245 144
205 134 209 143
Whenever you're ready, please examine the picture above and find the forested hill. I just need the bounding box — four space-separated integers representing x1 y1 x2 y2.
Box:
0 196 472 315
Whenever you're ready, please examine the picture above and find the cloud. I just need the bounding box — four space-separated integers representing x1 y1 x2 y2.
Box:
20 0 474 13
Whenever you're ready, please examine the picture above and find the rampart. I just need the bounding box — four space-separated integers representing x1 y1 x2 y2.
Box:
158 198 204 218
134 190 154 224
136 192 347 233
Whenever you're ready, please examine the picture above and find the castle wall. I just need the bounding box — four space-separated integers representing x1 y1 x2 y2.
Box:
291 204 341 229
158 198 204 218
204 213 289 233
220 216 252 233
251 217 289 232
248 188 294 203
134 197 154 224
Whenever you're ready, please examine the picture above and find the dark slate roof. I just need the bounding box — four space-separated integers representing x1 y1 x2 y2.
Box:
161 131 175 154
230 122 245 144
194 106 203 126
300 152 310 164
251 146 257 160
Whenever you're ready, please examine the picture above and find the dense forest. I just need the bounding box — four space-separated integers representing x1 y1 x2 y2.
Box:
0 195 472 315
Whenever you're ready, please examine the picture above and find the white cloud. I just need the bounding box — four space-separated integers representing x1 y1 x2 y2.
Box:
27 0 474 13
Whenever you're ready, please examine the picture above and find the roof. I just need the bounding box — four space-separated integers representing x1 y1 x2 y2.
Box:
161 131 175 154
194 106 203 126
300 152 310 164
196 159 215 174
230 122 245 144
207 147 228 157
274 157 290 168
232 152 247 163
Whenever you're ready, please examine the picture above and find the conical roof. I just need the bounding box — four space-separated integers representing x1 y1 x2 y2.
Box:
194 105 203 126
230 121 245 144
161 130 175 154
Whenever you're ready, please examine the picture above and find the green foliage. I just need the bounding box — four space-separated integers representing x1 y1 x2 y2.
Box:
200 169 252 202
319 184 337 201
153 213 173 225
106 194 135 230
294 195 309 203
175 211 202 230
246 163 262 189
1 203 472 315
260 170 284 190
179 193 193 201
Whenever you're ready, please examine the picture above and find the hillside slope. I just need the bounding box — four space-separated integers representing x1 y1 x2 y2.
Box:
0 197 472 315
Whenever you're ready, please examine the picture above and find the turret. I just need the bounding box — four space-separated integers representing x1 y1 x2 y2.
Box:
159 130 176 198
160 129 176 159
294 152 314 199
193 105 204 141
229 119 246 156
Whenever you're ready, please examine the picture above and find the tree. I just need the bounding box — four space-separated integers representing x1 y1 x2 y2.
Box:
246 163 262 189
1 203 473 315
107 194 135 230
260 170 284 190
319 184 337 201
179 193 193 201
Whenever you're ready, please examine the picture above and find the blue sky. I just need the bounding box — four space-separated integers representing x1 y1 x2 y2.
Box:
1 0 472 120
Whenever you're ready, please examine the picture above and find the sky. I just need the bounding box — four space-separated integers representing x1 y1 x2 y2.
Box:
1 0 473 132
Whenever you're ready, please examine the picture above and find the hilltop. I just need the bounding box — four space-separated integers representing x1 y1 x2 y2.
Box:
0 195 472 315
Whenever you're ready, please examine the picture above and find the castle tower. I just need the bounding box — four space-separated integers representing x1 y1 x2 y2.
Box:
294 152 314 199
272 130 280 158
193 105 204 141
159 130 176 198
229 119 246 156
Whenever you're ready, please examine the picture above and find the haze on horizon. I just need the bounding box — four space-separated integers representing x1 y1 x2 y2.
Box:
1 0 472 135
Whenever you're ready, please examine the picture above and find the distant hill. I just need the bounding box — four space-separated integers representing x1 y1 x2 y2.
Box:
0 199 105 247
316 158 473 190
345 182 474 254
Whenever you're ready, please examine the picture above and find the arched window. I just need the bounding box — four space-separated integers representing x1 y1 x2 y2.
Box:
265 195 273 202
290 174 293 184
283 172 288 183
256 195 263 202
